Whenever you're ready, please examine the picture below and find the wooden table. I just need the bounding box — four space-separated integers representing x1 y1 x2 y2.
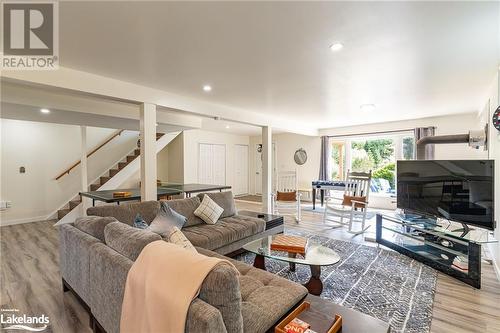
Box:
271 294 391 333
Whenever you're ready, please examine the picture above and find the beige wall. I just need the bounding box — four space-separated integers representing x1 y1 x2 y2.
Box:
0 120 138 224
167 132 184 183
249 133 320 195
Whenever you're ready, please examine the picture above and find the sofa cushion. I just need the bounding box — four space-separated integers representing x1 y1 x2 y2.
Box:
87 201 160 225
196 247 308 333
182 215 266 250
74 216 118 242
165 197 204 227
195 195 224 225
104 222 161 261
197 191 237 218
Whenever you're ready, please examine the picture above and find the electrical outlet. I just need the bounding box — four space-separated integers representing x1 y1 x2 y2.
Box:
0 201 12 210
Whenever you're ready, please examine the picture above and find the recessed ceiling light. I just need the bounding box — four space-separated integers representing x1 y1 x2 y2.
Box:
225 125 230 129
329 42 344 52
360 104 376 112
40 108 50 114
203 85 212 92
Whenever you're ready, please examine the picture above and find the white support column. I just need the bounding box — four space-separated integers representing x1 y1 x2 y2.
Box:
262 126 272 213
140 103 157 201
80 126 89 212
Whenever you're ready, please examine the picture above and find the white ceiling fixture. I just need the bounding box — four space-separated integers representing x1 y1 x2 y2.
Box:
225 125 230 129
360 104 376 112
203 85 212 92
329 42 344 52
40 108 50 114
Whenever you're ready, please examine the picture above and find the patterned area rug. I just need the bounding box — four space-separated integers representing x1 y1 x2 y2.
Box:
236 230 437 333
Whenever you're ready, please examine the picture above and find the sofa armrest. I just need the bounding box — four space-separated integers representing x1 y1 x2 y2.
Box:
58 224 100 305
89 242 133 333
186 299 228 333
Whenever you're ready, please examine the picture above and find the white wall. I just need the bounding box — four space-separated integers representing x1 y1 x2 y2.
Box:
320 113 488 160
0 119 138 225
249 133 320 195
480 71 500 276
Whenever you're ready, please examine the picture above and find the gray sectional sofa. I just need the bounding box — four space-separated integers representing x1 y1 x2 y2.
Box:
59 191 307 333
86 192 283 255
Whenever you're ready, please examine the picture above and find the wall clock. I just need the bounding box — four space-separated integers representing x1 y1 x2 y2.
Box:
493 105 500 132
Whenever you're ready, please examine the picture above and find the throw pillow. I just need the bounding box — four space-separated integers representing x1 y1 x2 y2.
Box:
166 227 197 253
342 195 367 209
276 191 296 201
133 213 148 229
194 194 224 225
148 202 187 235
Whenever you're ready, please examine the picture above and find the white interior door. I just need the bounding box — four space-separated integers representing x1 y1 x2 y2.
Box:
234 145 249 195
198 143 226 185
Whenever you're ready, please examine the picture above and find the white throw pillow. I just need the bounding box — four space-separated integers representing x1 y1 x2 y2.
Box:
194 194 224 225
167 227 197 253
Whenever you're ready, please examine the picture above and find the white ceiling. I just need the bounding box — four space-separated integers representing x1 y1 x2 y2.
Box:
54 2 498 129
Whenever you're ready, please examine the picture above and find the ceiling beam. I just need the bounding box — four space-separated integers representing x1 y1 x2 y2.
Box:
2 67 319 136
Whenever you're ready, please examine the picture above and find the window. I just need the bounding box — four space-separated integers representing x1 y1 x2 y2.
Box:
402 136 415 160
331 142 346 180
351 138 395 190
329 131 414 195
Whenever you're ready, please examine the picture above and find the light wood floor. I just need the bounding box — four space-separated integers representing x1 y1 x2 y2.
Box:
1 201 499 333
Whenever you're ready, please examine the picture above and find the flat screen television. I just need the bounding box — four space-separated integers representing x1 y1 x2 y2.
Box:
397 160 495 230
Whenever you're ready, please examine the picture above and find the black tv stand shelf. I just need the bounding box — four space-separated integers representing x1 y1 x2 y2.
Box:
376 213 497 289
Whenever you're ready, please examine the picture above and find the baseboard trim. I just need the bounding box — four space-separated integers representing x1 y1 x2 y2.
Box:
0 215 49 226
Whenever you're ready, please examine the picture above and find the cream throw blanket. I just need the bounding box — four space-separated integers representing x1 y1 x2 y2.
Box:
120 240 234 333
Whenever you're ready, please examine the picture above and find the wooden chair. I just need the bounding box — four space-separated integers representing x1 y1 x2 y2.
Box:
272 170 302 222
323 170 372 234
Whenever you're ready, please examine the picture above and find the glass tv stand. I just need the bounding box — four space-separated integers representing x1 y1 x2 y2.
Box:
376 213 497 288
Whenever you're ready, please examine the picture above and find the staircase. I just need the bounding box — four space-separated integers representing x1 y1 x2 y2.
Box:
56 133 164 220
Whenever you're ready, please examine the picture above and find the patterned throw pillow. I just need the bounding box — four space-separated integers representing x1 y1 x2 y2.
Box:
194 194 224 225
133 213 148 229
167 227 197 253
148 202 187 235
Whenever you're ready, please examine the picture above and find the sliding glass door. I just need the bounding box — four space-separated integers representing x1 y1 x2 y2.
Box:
330 132 415 209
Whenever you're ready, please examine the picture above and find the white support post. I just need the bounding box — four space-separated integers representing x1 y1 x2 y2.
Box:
80 126 89 211
262 126 272 213
140 103 157 201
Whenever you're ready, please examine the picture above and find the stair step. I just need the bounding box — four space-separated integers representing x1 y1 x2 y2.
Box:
134 149 140 156
90 184 100 191
69 200 81 210
58 209 71 220
118 162 128 169
100 176 111 185
126 155 136 163
109 169 119 177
